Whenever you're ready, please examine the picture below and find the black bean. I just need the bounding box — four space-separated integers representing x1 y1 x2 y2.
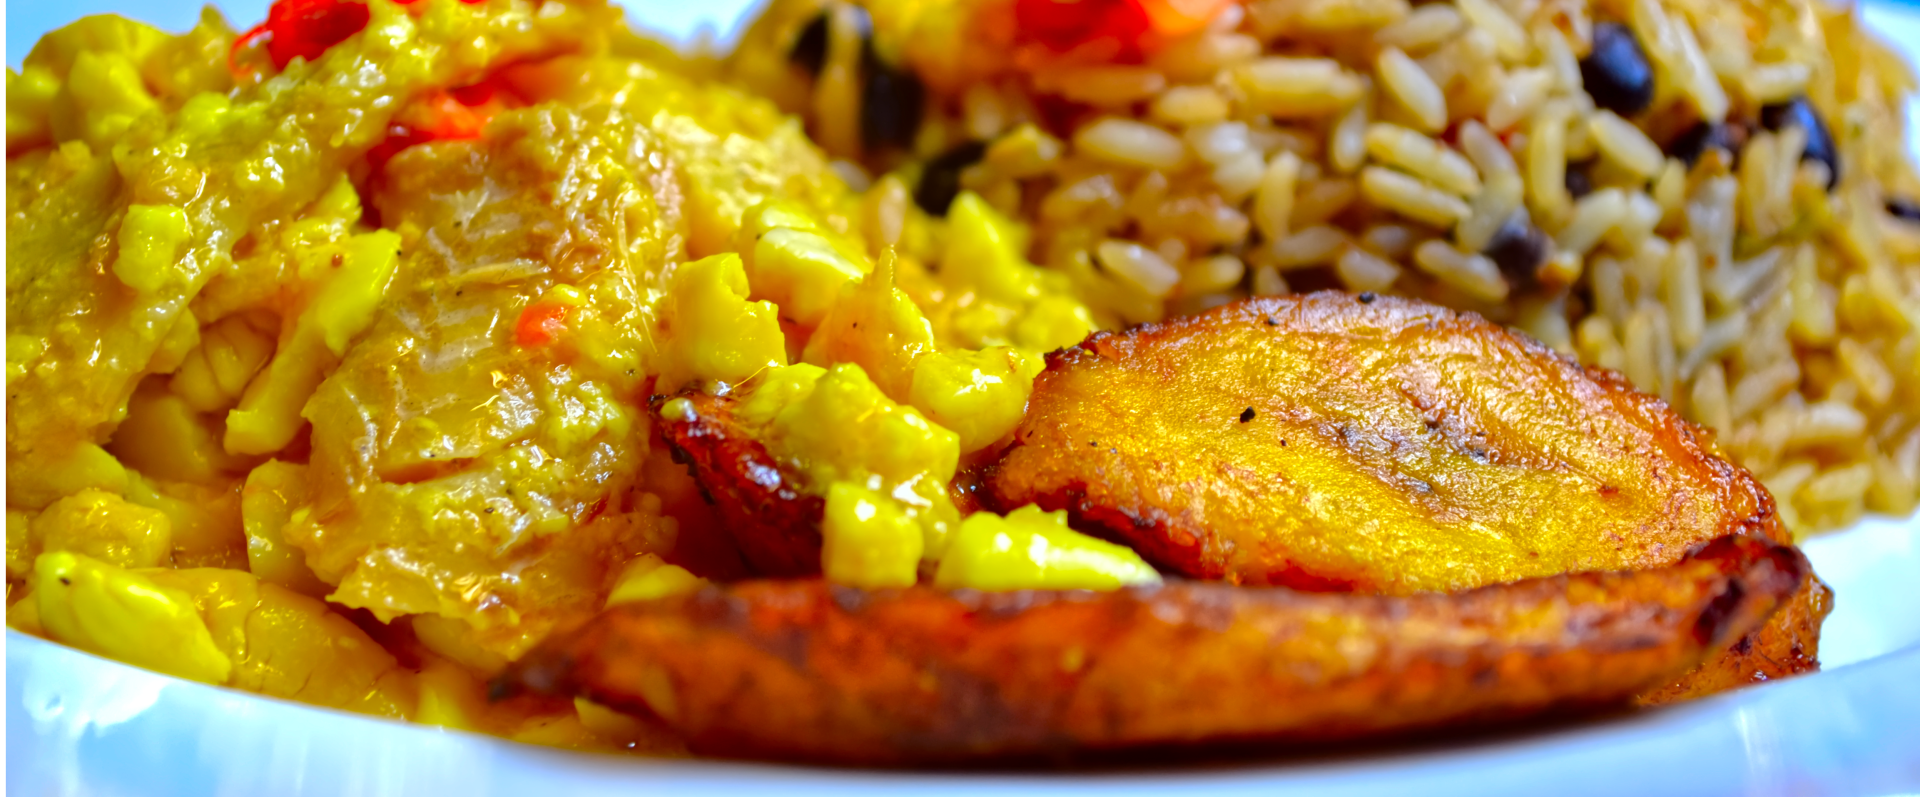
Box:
1889 198 1920 225
1483 214 1551 283
1667 121 1751 169
1761 96 1840 191
790 5 871 77
1580 22 1656 116
913 140 989 215
860 49 924 151
788 12 831 75
1565 161 1595 199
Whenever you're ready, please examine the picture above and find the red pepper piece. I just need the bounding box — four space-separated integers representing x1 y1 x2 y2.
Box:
516 301 571 347
1013 0 1235 58
367 78 514 171
232 0 491 77
1015 0 1151 55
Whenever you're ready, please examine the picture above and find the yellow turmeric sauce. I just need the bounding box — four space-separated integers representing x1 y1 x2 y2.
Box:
7 0 1148 752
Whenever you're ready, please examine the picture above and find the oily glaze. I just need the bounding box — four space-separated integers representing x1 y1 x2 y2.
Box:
984 292 1826 701
988 292 1789 593
500 534 1805 764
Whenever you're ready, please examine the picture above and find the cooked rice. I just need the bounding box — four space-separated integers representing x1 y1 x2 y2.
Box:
735 0 1920 534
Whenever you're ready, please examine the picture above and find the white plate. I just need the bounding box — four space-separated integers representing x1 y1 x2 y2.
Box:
8 2 1920 794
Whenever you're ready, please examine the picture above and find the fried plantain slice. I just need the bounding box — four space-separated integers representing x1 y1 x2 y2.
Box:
652 392 823 577
1637 575 1830 705
982 293 1824 697
987 292 1787 592
499 535 1804 764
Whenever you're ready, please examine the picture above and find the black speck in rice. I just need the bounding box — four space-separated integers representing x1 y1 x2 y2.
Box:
1761 96 1840 190
1564 161 1595 199
788 12 831 75
913 140 989 215
860 48 925 152
1667 120 1752 169
1483 214 1551 283
1239 407 1256 423
1580 22 1656 116
1889 198 1920 224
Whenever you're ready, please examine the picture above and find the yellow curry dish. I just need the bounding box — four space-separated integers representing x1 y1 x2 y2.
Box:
3 0 1912 763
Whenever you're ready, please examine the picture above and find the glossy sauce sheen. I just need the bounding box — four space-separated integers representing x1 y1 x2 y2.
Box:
988 293 1785 594
295 108 681 655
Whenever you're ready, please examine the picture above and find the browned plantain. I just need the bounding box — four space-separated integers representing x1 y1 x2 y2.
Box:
651 392 822 577
1636 575 1831 705
983 292 1824 698
499 534 1805 764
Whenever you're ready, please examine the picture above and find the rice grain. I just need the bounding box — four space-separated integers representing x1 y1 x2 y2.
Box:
1076 118 1189 171
1590 111 1667 179
1377 47 1449 132
1362 166 1472 227
1254 151 1303 242
1413 239 1509 301
1235 58 1366 117
1364 123 1482 196
1095 239 1183 298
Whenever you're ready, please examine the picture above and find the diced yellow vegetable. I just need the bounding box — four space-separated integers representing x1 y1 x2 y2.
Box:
147 310 203 374
802 252 937 401
108 378 253 485
172 312 278 413
573 697 682 752
414 656 491 732
124 474 245 568
934 505 1161 591
57 50 160 149
659 253 788 390
412 613 510 673
821 482 924 588
21 14 169 77
771 363 960 502
227 224 396 456
224 334 330 457
239 460 330 597
7 585 44 635
747 362 962 565
6 442 129 510
749 227 869 325
29 489 173 570
1013 294 1098 352
8 66 60 153
172 91 231 138
141 566 415 717
309 230 403 357
943 192 1040 304
737 199 826 239
35 551 233 684
605 553 707 606
734 362 827 427
909 346 1037 453
113 204 191 293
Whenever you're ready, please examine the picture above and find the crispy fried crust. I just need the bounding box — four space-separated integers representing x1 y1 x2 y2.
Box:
499 535 1805 764
1641 575 1831 705
651 392 822 577
982 293 1822 696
